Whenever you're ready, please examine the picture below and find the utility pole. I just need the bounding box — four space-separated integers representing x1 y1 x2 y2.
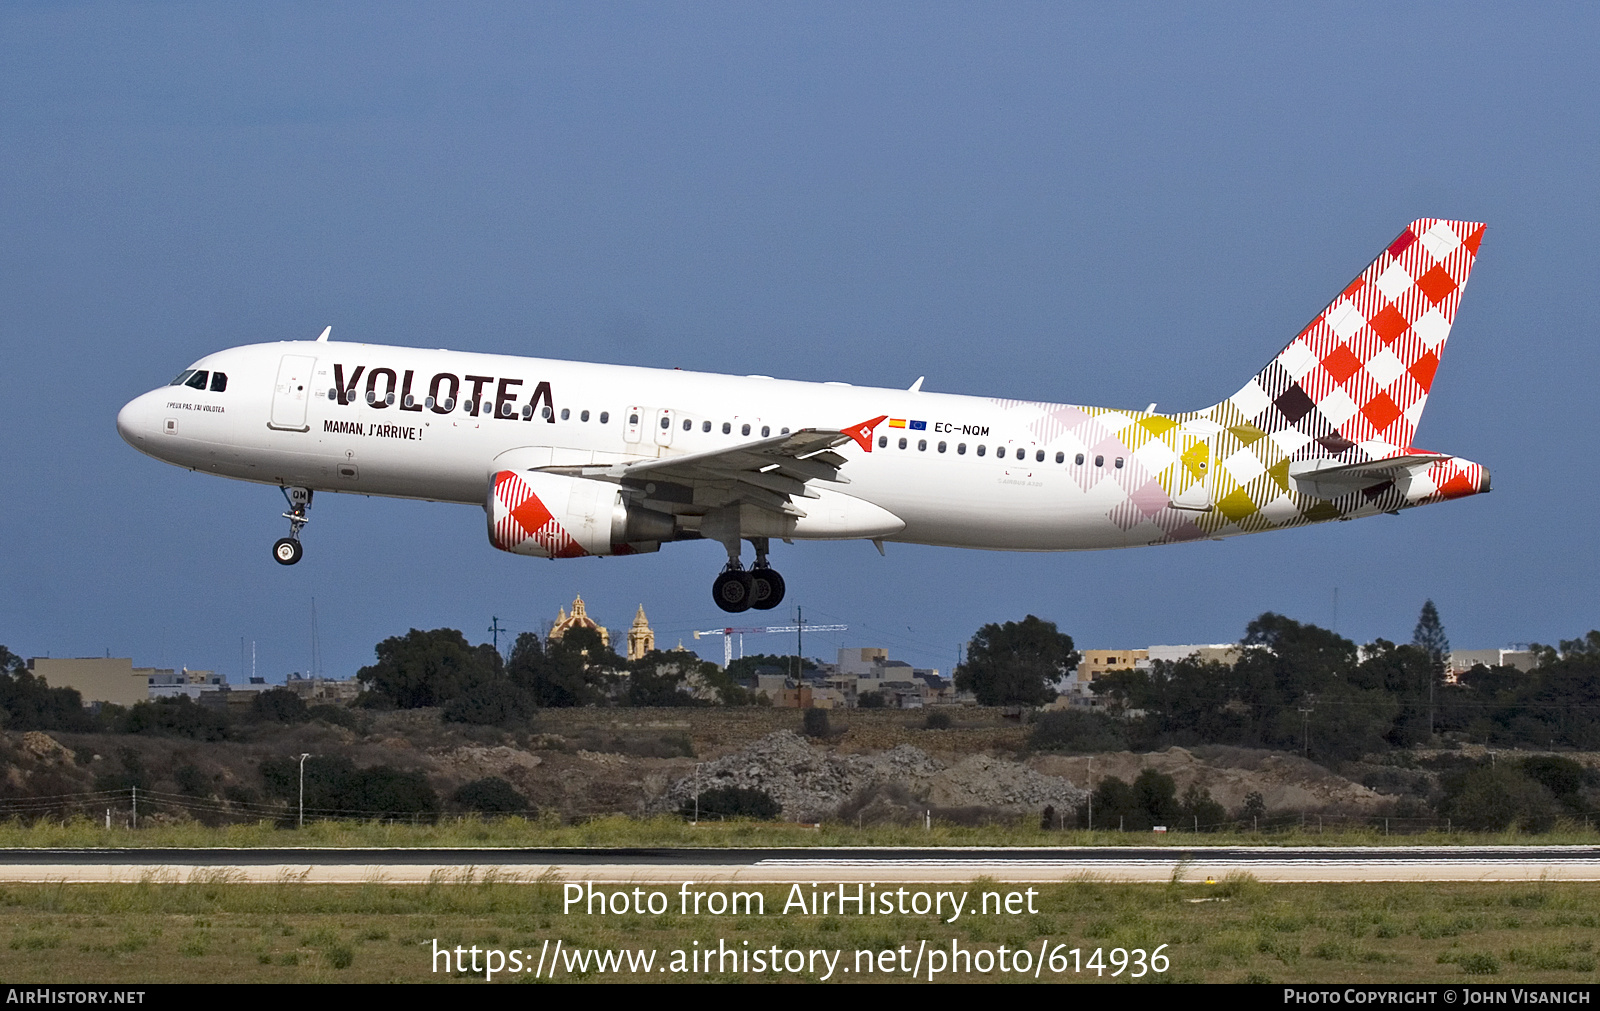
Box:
310 597 321 678
488 616 506 655
298 753 311 829
1298 696 1316 759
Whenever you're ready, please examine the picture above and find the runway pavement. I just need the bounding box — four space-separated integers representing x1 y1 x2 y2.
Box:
2 845 1598 883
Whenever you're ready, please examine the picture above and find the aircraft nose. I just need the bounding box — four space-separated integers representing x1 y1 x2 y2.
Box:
116 391 157 447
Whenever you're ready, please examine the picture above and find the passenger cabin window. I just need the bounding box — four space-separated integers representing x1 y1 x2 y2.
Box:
209 372 227 392
781 427 789 435
1075 453 1085 465
184 370 209 390
977 445 986 457
683 419 692 431
898 437 907 450
701 420 710 432
722 422 731 434
1055 451 1064 464
761 425 770 437
561 408 570 420
1115 457 1124 469
918 439 927 451
937 441 947 453
741 423 751 436
878 435 887 448
660 416 670 430
581 410 590 422
957 443 966 455
599 411 609 424
629 413 640 425
1035 449 1044 463
541 405 552 419
1095 455 1104 467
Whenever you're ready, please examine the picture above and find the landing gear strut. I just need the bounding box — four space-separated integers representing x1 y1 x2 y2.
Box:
273 486 311 566
711 537 786 613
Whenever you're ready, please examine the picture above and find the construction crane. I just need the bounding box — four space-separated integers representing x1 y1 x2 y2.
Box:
693 609 848 667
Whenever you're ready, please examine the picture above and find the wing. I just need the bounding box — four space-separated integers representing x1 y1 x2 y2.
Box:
542 416 887 517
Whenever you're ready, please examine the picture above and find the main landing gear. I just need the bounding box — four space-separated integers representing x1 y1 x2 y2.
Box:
273 486 311 566
712 538 786 613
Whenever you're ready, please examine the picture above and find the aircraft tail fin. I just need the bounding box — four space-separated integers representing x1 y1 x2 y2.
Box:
1213 218 1485 455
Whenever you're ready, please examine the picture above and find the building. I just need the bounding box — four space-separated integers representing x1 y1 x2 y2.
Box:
26 657 199 708
547 595 611 649
1075 649 1149 688
1144 644 1245 666
836 648 888 677
284 672 364 703
626 605 655 661
1448 649 1537 678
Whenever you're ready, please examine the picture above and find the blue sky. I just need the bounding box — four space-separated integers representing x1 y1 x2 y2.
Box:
3 5 1596 681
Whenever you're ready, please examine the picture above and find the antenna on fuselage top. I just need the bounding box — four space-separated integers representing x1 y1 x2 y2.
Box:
908 376 924 392
316 326 331 342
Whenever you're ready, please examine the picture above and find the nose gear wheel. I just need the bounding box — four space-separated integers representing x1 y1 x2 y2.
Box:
272 486 312 566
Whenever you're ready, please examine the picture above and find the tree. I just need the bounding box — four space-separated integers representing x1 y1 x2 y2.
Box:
248 687 308 724
260 755 438 821
681 786 780 821
1441 766 1557 833
528 626 621 707
1180 783 1228 831
0 656 95 733
1412 600 1451 663
955 616 1077 707
452 777 530 814
802 707 830 737
357 628 503 709
121 696 231 740
1027 710 1126 753
626 650 715 707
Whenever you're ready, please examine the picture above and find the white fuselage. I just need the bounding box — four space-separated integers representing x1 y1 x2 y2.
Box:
116 340 1179 552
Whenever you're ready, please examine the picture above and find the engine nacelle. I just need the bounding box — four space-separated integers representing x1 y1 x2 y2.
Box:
488 470 668 557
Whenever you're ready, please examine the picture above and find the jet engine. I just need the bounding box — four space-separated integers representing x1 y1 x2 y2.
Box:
487 470 671 558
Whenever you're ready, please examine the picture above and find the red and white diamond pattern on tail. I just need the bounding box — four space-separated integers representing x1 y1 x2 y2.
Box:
491 470 586 558
1226 219 1484 458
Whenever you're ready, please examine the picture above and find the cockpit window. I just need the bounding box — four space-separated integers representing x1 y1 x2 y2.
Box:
209 372 227 392
184 370 210 390
169 369 196 386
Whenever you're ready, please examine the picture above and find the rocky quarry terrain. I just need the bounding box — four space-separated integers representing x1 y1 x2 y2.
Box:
4 707 1577 826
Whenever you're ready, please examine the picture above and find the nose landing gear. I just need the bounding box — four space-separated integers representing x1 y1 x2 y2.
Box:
273 486 311 566
711 537 787 613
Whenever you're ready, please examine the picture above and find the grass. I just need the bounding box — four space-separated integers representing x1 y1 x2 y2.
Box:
0 879 1597 983
3 814 1599 849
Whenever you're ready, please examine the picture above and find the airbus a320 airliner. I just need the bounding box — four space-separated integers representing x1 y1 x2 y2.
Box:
118 218 1489 613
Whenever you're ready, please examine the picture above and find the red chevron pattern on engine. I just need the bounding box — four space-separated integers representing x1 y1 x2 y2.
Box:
491 470 587 557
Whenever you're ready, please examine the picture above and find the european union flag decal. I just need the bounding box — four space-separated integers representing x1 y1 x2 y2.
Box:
908 420 927 431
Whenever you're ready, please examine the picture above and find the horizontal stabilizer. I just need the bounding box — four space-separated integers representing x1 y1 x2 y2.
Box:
1289 453 1448 498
